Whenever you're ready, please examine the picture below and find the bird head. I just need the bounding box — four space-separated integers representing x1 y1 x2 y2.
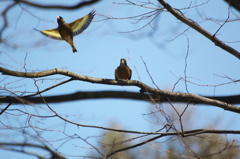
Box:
56 16 66 25
120 58 127 66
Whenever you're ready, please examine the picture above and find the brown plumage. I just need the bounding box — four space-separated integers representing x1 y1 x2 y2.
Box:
35 10 95 53
57 16 77 52
115 58 132 80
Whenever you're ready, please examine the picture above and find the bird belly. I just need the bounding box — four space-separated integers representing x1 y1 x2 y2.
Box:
58 26 73 42
116 67 131 80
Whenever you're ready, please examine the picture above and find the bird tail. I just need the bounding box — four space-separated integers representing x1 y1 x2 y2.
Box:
69 41 77 53
72 47 77 53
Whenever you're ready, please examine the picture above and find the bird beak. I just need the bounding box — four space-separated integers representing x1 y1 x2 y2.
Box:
56 16 60 19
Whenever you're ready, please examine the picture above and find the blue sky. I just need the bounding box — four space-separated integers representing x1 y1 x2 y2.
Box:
1 0 240 158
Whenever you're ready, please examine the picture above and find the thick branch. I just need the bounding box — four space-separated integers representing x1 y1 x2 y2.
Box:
158 0 240 59
15 0 99 10
1 91 240 105
1 67 240 113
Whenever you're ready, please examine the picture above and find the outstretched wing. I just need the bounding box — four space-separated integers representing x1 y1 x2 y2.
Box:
69 10 95 36
34 28 63 40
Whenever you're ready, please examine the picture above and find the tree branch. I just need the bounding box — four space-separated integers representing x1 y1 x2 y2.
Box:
104 128 240 158
1 91 240 105
0 2 17 41
0 143 66 159
1 67 240 113
14 0 99 10
157 0 240 59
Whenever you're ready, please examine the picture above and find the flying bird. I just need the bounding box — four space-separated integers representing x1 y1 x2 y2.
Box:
35 10 95 53
115 58 132 80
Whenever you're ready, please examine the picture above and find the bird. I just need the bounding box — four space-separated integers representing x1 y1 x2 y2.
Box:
115 58 132 80
35 10 95 53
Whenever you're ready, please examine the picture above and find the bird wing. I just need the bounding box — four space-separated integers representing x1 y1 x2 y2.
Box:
69 10 95 36
128 67 132 80
34 28 63 40
115 68 118 80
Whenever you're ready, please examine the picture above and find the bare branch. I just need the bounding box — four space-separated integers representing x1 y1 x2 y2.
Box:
0 2 17 41
157 0 240 59
0 142 66 159
104 134 165 158
103 128 240 158
1 90 240 105
14 0 99 10
1 66 240 113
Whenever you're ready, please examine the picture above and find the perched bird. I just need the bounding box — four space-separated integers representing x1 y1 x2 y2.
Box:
115 58 132 80
35 10 95 53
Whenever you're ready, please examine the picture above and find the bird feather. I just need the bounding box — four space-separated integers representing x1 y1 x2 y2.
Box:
38 28 63 40
70 10 95 36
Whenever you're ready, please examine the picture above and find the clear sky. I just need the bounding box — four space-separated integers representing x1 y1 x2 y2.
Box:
1 0 240 158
